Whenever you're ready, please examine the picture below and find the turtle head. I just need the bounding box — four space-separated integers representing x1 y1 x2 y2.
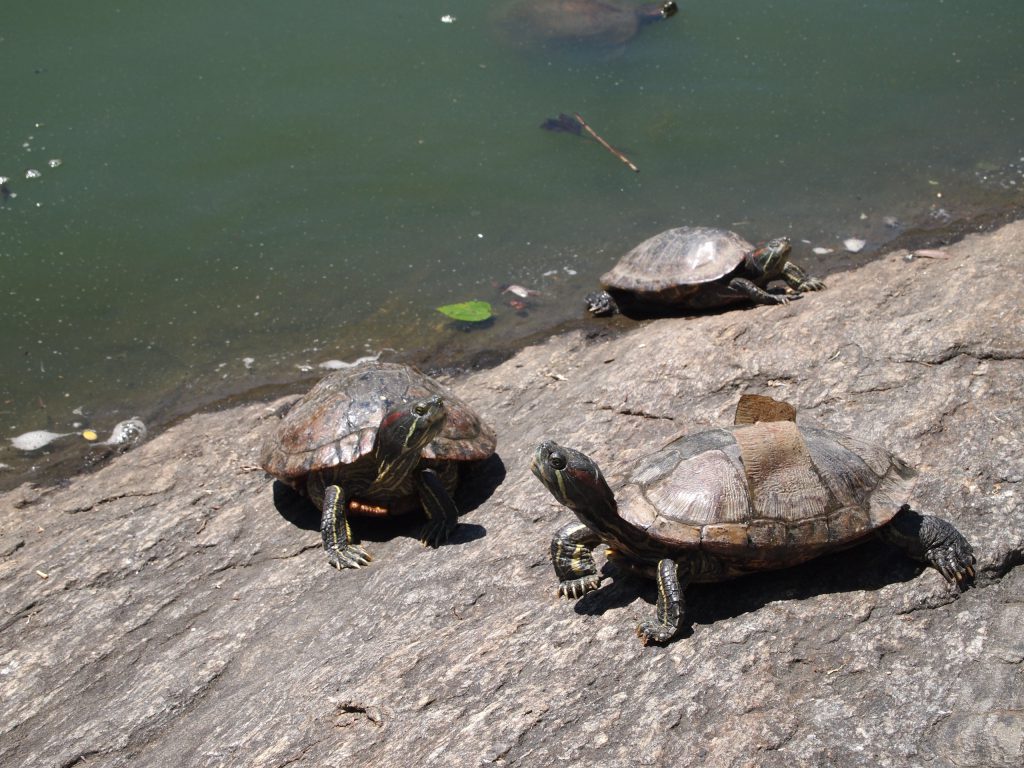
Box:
638 2 678 24
748 236 792 277
376 395 447 464
532 440 617 520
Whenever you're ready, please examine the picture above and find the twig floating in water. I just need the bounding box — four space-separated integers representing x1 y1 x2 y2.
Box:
573 113 639 173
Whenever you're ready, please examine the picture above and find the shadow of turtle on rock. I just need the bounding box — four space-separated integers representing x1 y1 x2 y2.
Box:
572 538 952 638
270 452 505 549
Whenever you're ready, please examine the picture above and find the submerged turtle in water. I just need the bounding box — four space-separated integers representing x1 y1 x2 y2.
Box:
532 395 975 645
501 0 678 48
261 362 496 569
585 226 826 316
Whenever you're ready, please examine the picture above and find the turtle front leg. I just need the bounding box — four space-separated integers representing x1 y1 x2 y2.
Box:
727 277 792 305
781 261 826 292
320 484 373 569
417 467 460 548
551 522 604 598
881 504 976 585
636 558 689 646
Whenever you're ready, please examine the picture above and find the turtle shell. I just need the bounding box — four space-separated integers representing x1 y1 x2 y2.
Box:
600 226 752 298
502 0 645 46
613 420 916 575
260 362 496 482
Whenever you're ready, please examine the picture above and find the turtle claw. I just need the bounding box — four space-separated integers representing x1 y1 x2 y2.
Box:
926 539 975 586
799 278 827 292
636 621 677 646
557 574 602 599
326 544 373 570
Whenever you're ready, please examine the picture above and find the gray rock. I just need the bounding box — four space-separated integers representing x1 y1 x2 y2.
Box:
2 222 1023 767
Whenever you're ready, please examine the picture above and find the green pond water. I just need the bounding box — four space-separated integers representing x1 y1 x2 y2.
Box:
1 0 1023 486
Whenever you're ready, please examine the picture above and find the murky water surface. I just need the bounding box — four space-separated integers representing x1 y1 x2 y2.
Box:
1 1 1022 485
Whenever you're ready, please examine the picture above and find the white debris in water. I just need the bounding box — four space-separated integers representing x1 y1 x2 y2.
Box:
883 216 900 228
503 284 538 298
563 267 577 275
25 169 41 179
0 176 7 185
318 350 386 370
843 238 867 253
441 14 456 24
242 356 255 370
102 418 147 448
48 158 62 168
812 247 834 255
542 270 559 277
0 463 11 471
10 430 74 451
296 364 315 372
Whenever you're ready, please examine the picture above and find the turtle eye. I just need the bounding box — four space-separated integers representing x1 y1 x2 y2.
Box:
549 452 567 470
413 403 428 417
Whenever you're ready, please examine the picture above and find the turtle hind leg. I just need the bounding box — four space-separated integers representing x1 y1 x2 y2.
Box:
881 504 975 585
727 277 791 305
417 467 459 548
320 484 372 569
636 558 688 646
551 522 603 598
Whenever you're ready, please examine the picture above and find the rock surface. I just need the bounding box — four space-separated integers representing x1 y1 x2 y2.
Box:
2 222 1023 767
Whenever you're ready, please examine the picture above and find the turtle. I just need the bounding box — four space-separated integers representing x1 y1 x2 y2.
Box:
584 226 826 317
260 362 496 570
500 0 678 48
531 394 975 645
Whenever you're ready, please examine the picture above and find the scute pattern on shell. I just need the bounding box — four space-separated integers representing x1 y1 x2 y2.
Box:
601 226 752 293
615 423 917 567
260 362 496 480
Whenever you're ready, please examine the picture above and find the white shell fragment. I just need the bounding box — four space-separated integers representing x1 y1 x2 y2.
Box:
812 247 834 255
843 238 867 253
10 430 74 451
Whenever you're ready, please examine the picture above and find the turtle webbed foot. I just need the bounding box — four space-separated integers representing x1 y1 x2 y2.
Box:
798 277 827 292
636 620 679 646
925 536 976 586
420 518 457 548
557 574 603 599
326 543 373 570
585 291 618 317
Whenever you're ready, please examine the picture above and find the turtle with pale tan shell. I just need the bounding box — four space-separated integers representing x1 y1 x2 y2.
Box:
531 394 975 644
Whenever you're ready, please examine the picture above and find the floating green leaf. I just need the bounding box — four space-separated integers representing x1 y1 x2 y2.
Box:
436 300 493 322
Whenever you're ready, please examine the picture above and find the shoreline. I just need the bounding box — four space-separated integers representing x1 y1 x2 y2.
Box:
3 198 1022 494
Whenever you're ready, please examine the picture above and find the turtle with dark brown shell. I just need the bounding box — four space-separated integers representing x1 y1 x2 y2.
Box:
531 394 975 644
261 362 496 569
500 0 678 48
585 226 826 316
